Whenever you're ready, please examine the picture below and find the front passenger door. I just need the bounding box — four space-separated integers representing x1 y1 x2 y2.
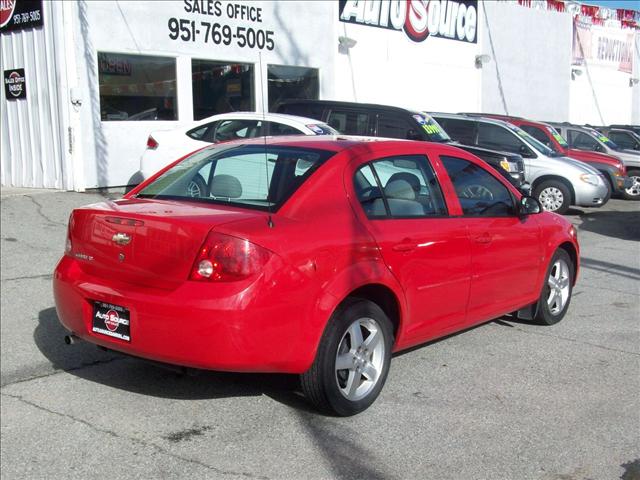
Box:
439 155 541 324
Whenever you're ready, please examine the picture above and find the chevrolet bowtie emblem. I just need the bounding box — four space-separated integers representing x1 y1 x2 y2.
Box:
112 232 131 246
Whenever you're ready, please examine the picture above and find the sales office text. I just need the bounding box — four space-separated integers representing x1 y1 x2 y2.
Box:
183 0 263 23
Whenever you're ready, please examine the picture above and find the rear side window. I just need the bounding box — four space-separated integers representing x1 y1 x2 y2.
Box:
440 156 515 217
354 155 447 218
187 123 217 142
434 118 476 145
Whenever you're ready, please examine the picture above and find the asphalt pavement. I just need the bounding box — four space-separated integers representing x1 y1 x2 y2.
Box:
1 188 638 480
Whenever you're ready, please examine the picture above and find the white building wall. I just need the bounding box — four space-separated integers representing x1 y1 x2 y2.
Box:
479 2 572 121
0 1 76 190
333 6 481 113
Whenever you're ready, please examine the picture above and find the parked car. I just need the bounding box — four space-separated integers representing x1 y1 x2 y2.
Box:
549 123 640 201
596 128 640 152
54 136 579 416
431 114 609 214
465 114 633 200
275 100 526 188
137 112 338 193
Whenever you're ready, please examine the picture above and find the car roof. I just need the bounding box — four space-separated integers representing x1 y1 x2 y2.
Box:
277 99 423 116
191 111 330 127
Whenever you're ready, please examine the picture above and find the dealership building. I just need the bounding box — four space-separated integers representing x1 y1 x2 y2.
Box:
1 0 639 191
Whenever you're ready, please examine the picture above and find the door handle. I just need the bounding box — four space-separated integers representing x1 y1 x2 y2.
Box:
392 241 416 252
473 233 492 244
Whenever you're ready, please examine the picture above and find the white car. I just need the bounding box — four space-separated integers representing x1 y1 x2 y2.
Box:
139 112 337 194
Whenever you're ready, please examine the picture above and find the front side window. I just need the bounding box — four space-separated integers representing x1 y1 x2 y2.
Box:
440 156 515 217
608 131 638 150
433 117 476 145
377 113 414 139
268 65 319 112
568 130 599 151
192 60 254 121
137 144 334 210
327 110 370 135
98 52 177 121
354 156 447 218
477 123 531 156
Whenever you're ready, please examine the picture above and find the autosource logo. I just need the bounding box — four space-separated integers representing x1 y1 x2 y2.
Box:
0 0 16 28
95 309 121 332
339 0 477 44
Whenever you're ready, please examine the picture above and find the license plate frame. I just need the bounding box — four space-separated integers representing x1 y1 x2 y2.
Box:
92 301 131 342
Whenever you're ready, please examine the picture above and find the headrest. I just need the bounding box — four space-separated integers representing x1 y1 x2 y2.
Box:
385 179 416 200
210 175 242 198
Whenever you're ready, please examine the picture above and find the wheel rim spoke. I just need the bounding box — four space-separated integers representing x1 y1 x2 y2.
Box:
345 370 359 397
335 353 354 371
363 329 381 351
348 322 364 350
361 363 378 382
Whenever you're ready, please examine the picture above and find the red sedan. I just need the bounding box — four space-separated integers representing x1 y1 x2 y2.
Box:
54 137 579 415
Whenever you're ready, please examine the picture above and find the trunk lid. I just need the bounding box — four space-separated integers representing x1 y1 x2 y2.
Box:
69 198 259 289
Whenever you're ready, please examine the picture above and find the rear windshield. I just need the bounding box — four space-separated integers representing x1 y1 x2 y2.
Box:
414 113 451 142
136 144 335 211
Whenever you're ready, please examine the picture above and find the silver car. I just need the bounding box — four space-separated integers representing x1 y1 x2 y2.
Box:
550 124 640 200
431 114 610 214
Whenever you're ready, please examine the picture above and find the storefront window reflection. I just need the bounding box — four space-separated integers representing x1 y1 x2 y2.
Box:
268 65 319 112
98 52 177 121
192 60 255 121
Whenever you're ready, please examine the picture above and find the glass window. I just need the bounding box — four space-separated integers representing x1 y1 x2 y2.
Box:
567 130 598 150
377 113 414 139
192 60 254 121
441 156 515 217
354 156 446 218
267 65 319 112
609 131 638 150
327 110 370 135
268 122 304 136
433 118 476 145
137 144 334 210
477 123 529 155
213 119 264 142
98 52 177 121
520 125 552 147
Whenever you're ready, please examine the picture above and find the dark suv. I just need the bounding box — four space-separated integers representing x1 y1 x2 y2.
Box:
275 100 526 188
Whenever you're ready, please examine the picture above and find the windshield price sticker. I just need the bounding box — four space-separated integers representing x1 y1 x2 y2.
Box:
422 124 441 135
169 1 274 50
598 135 610 143
552 133 568 146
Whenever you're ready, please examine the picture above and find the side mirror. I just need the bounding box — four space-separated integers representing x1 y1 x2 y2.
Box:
519 196 541 216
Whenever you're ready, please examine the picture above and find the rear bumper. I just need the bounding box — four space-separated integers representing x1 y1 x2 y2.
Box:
53 256 315 373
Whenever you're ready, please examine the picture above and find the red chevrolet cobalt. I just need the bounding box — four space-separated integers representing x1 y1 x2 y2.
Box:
54 137 579 415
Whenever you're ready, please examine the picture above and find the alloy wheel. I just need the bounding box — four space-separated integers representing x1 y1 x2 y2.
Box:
547 258 570 315
625 175 640 198
335 317 385 401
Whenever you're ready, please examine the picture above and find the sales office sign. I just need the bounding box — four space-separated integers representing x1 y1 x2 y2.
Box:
339 0 478 44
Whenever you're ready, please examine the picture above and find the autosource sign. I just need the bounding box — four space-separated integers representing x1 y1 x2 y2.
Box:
339 0 477 44
0 0 43 33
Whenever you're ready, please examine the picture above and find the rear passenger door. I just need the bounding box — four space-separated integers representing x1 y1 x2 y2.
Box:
439 155 541 323
352 154 472 346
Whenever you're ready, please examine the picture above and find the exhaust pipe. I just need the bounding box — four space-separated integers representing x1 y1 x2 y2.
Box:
64 333 80 345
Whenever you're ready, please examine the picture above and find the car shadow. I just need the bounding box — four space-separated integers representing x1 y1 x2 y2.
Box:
578 209 640 241
35 307 304 404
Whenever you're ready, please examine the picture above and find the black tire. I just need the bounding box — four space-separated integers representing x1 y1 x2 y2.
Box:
534 180 571 214
187 174 207 198
300 298 394 416
532 249 574 325
622 169 640 200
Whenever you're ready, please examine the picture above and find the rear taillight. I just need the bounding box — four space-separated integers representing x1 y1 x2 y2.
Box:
65 213 73 254
189 232 271 282
146 135 158 150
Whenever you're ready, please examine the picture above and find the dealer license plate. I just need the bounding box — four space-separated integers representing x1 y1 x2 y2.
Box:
92 301 131 342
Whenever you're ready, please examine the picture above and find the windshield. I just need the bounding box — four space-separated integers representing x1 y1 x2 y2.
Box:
414 113 451 142
585 128 621 151
137 144 335 211
505 123 559 157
